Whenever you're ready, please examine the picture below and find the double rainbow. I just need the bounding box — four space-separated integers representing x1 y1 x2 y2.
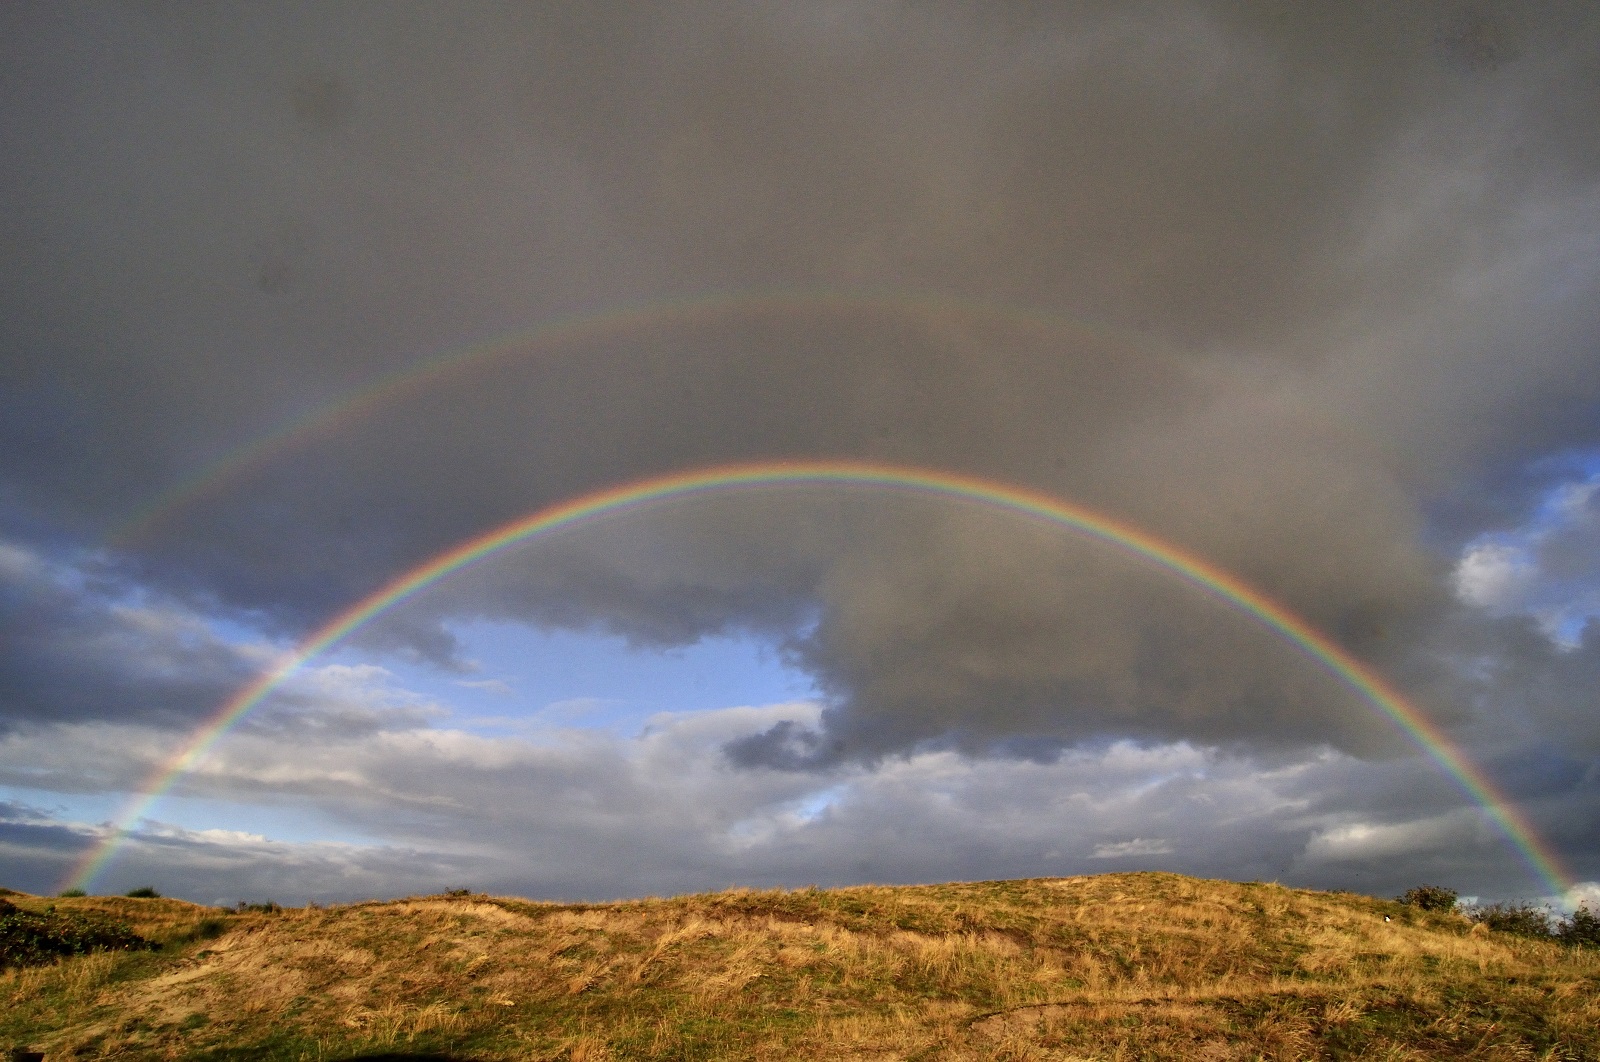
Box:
64 460 1574 896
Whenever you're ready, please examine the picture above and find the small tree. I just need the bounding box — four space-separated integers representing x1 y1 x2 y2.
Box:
125 886 160 899
1398 884 1458 912
1558 904 1600 947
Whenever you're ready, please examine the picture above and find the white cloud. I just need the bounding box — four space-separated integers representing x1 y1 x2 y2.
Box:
1090 838 1174 859
1453 542 1535 609
1550 480 1600 522
143 823 272 846
1302 808 1493 863
0 541 45 581
456 678 515 696
1452 472 1600 646
1561 880 1600 914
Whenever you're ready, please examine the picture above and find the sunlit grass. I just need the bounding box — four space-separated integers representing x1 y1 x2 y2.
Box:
3 873 1597 1059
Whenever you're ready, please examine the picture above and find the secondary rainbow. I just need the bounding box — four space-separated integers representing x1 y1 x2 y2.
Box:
111 290 1162 543
65 459 1575 896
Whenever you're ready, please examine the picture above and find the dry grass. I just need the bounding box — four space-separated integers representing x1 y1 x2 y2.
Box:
3 873 1597 1060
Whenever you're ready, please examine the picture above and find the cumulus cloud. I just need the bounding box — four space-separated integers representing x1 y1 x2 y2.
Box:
1453 474 1600 645
1454 542 1537 610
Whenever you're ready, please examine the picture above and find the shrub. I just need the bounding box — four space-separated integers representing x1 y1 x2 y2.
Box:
233 900 281 914
1557 904 1600 947
1398 884 1458 912
1469 901 1553 938
0 897 158 969
125 886 160 898
58 888 87 898
182 917 231 943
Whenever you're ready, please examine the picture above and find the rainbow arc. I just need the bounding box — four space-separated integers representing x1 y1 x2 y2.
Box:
113 290 1167 543
65 460 1574 897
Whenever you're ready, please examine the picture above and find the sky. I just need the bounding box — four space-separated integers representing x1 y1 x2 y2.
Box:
2 2 1598 909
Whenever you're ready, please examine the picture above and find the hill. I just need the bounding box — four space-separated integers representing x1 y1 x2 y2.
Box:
3 873 1597 1060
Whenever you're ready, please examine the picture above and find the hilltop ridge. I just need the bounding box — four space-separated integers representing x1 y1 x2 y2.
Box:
4 872 1597 1060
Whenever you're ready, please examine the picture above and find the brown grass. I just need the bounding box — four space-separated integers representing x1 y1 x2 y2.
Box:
3 873 1597 1060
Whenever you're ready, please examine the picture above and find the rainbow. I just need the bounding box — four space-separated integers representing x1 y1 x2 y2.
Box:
66 460 1575 896
111 290 1163 543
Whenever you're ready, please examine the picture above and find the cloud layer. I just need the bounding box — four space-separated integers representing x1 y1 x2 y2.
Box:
2 2 1598 902
5 697 1594 906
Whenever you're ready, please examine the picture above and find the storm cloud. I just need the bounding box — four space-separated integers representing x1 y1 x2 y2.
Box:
2 2 1598 900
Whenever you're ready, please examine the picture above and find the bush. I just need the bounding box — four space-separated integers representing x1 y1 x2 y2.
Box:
1398 884 1459 912
1558 905 1600 947
1469 901 1554 938
58 888 87 898
0 898 158 969
125 886 160 898
233 900 281 914
181 916 231 944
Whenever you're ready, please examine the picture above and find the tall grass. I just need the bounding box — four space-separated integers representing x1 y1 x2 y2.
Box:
2 876 1598 1060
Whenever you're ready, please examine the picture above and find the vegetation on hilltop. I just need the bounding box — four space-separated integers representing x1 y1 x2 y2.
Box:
1465 899 1600 947
0 897 156 970
2 873 1597 1060
1395 884 1457 913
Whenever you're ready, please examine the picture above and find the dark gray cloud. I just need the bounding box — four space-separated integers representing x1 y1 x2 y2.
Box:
0 541 258 731
0 538 448 752
2 2 1599 894
1460 617 1600 752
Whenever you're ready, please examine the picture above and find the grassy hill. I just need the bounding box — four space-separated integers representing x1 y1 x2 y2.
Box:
4 873 1597 1060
